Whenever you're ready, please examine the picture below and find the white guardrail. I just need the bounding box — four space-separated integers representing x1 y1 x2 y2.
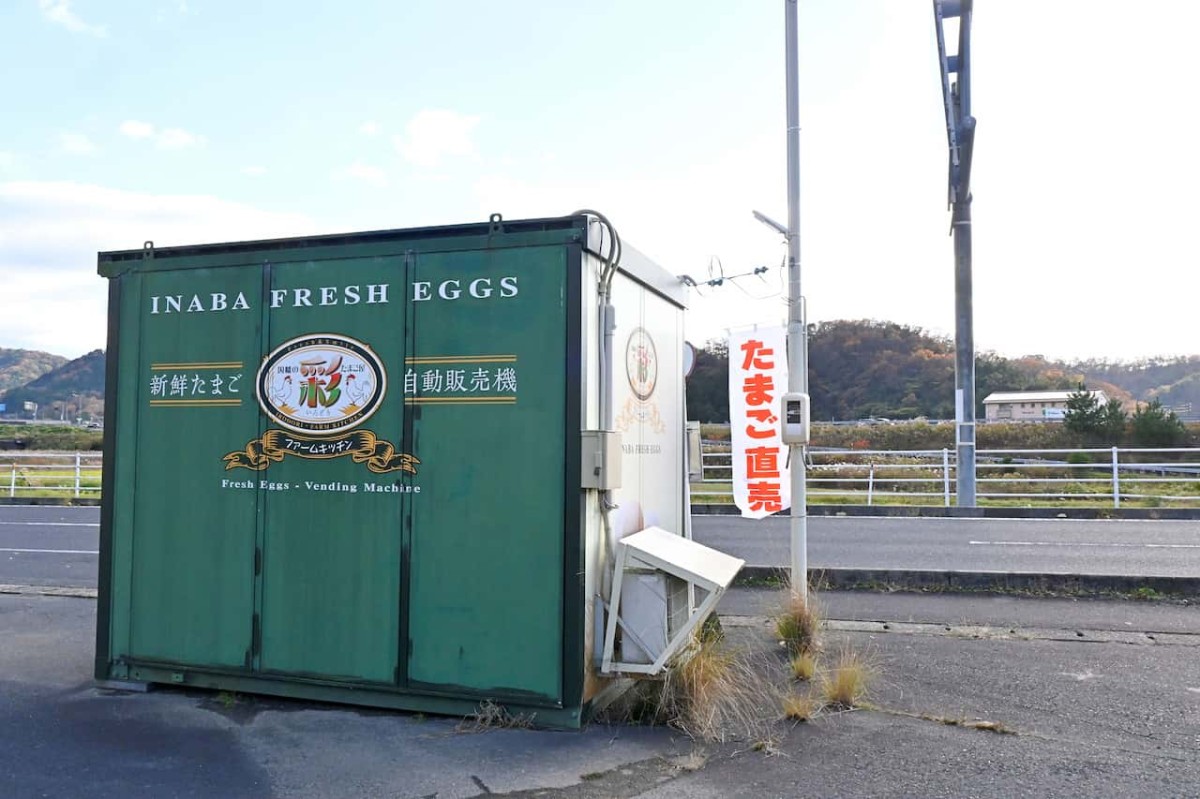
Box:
3 452 103 499
696 445 1200 508
6 447 1200 508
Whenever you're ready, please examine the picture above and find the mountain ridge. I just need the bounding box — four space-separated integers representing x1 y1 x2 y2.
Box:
5 325 1199 424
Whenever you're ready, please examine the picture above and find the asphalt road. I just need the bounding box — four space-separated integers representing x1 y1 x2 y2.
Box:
693 514 1200 576
4 590 1198 797
5 505 1200 590
0 505 100 589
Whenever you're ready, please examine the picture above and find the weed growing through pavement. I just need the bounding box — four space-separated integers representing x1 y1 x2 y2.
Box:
789 652 818 682
818 646 876 709
781 692 820 722
456 700 535 733
774 590 822 657
601 630 783 746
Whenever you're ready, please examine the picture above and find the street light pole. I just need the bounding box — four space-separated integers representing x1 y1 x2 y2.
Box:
784 0 808 600
934 0 977 506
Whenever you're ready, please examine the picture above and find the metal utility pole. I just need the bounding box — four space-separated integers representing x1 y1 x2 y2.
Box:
785 0 808 599
934 0 977 506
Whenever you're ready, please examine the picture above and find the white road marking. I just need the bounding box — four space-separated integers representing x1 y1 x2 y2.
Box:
0 504 99 510
0 548 98 555
1060 670 1101 681
817 516 1200 526
0 522 100 527
970 540 1200 549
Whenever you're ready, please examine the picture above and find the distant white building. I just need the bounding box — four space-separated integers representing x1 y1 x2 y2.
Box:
982 390 1107 422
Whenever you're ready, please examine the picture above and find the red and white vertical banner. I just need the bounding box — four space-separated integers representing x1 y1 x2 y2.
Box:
728 326 790 519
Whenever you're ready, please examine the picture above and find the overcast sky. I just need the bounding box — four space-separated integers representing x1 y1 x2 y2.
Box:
2 1 1197 362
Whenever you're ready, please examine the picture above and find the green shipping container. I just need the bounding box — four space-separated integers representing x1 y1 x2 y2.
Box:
95 213 689 727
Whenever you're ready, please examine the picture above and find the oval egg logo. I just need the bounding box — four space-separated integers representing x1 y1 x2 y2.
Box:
625 327 658 402
256 334 386 435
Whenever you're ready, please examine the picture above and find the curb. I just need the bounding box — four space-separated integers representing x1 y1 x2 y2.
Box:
734 566 1200 598
0 584 98 599
692 504 1200 520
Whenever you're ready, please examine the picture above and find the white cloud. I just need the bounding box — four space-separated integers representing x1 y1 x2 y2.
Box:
332 162 387 186
359 121 380 136
117 121 206 150
156 127 205 150
118 120 155 139
0 181 316 356
241 166 268 177
393 109 480 168
59 133 96 154
38 0 107 37
0 152 15 171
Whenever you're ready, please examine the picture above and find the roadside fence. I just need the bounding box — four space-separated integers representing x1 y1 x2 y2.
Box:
695 445 1200 509
8 446 1200 509
4 452 103 499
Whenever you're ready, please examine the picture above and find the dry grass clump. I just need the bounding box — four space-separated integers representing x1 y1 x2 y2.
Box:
781 692 820 722
818 648 876 709
789 652 818 682
665 636 781 743
774 591 822 657
456 700 535 733
602 628 782 745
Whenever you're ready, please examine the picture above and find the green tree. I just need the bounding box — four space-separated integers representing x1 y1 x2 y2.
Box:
685 340 729 423
1099 398 1128 445
1130 398 1187 447
1064 385 1103 440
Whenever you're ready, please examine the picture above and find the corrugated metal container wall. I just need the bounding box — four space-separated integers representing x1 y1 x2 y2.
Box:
95 214 687 727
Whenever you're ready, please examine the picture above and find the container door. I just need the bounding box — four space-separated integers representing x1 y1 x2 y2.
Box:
125 266 262 669
255 257 408 684
404 246 567 701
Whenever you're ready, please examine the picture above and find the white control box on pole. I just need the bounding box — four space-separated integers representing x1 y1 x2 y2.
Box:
781 392 810 445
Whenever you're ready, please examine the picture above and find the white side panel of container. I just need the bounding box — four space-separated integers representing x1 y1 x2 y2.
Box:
608 267 685 541
580 243 687 700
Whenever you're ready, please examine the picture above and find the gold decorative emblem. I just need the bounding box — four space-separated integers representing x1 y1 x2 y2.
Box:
222 429 418 474
224 333 418 474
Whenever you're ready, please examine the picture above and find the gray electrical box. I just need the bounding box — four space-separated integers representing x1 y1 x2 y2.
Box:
581 430 623 490
686 421 703 481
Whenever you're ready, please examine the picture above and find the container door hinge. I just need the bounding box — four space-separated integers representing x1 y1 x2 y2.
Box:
252 613 262 657
394 665 402 684
254 547 262 576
